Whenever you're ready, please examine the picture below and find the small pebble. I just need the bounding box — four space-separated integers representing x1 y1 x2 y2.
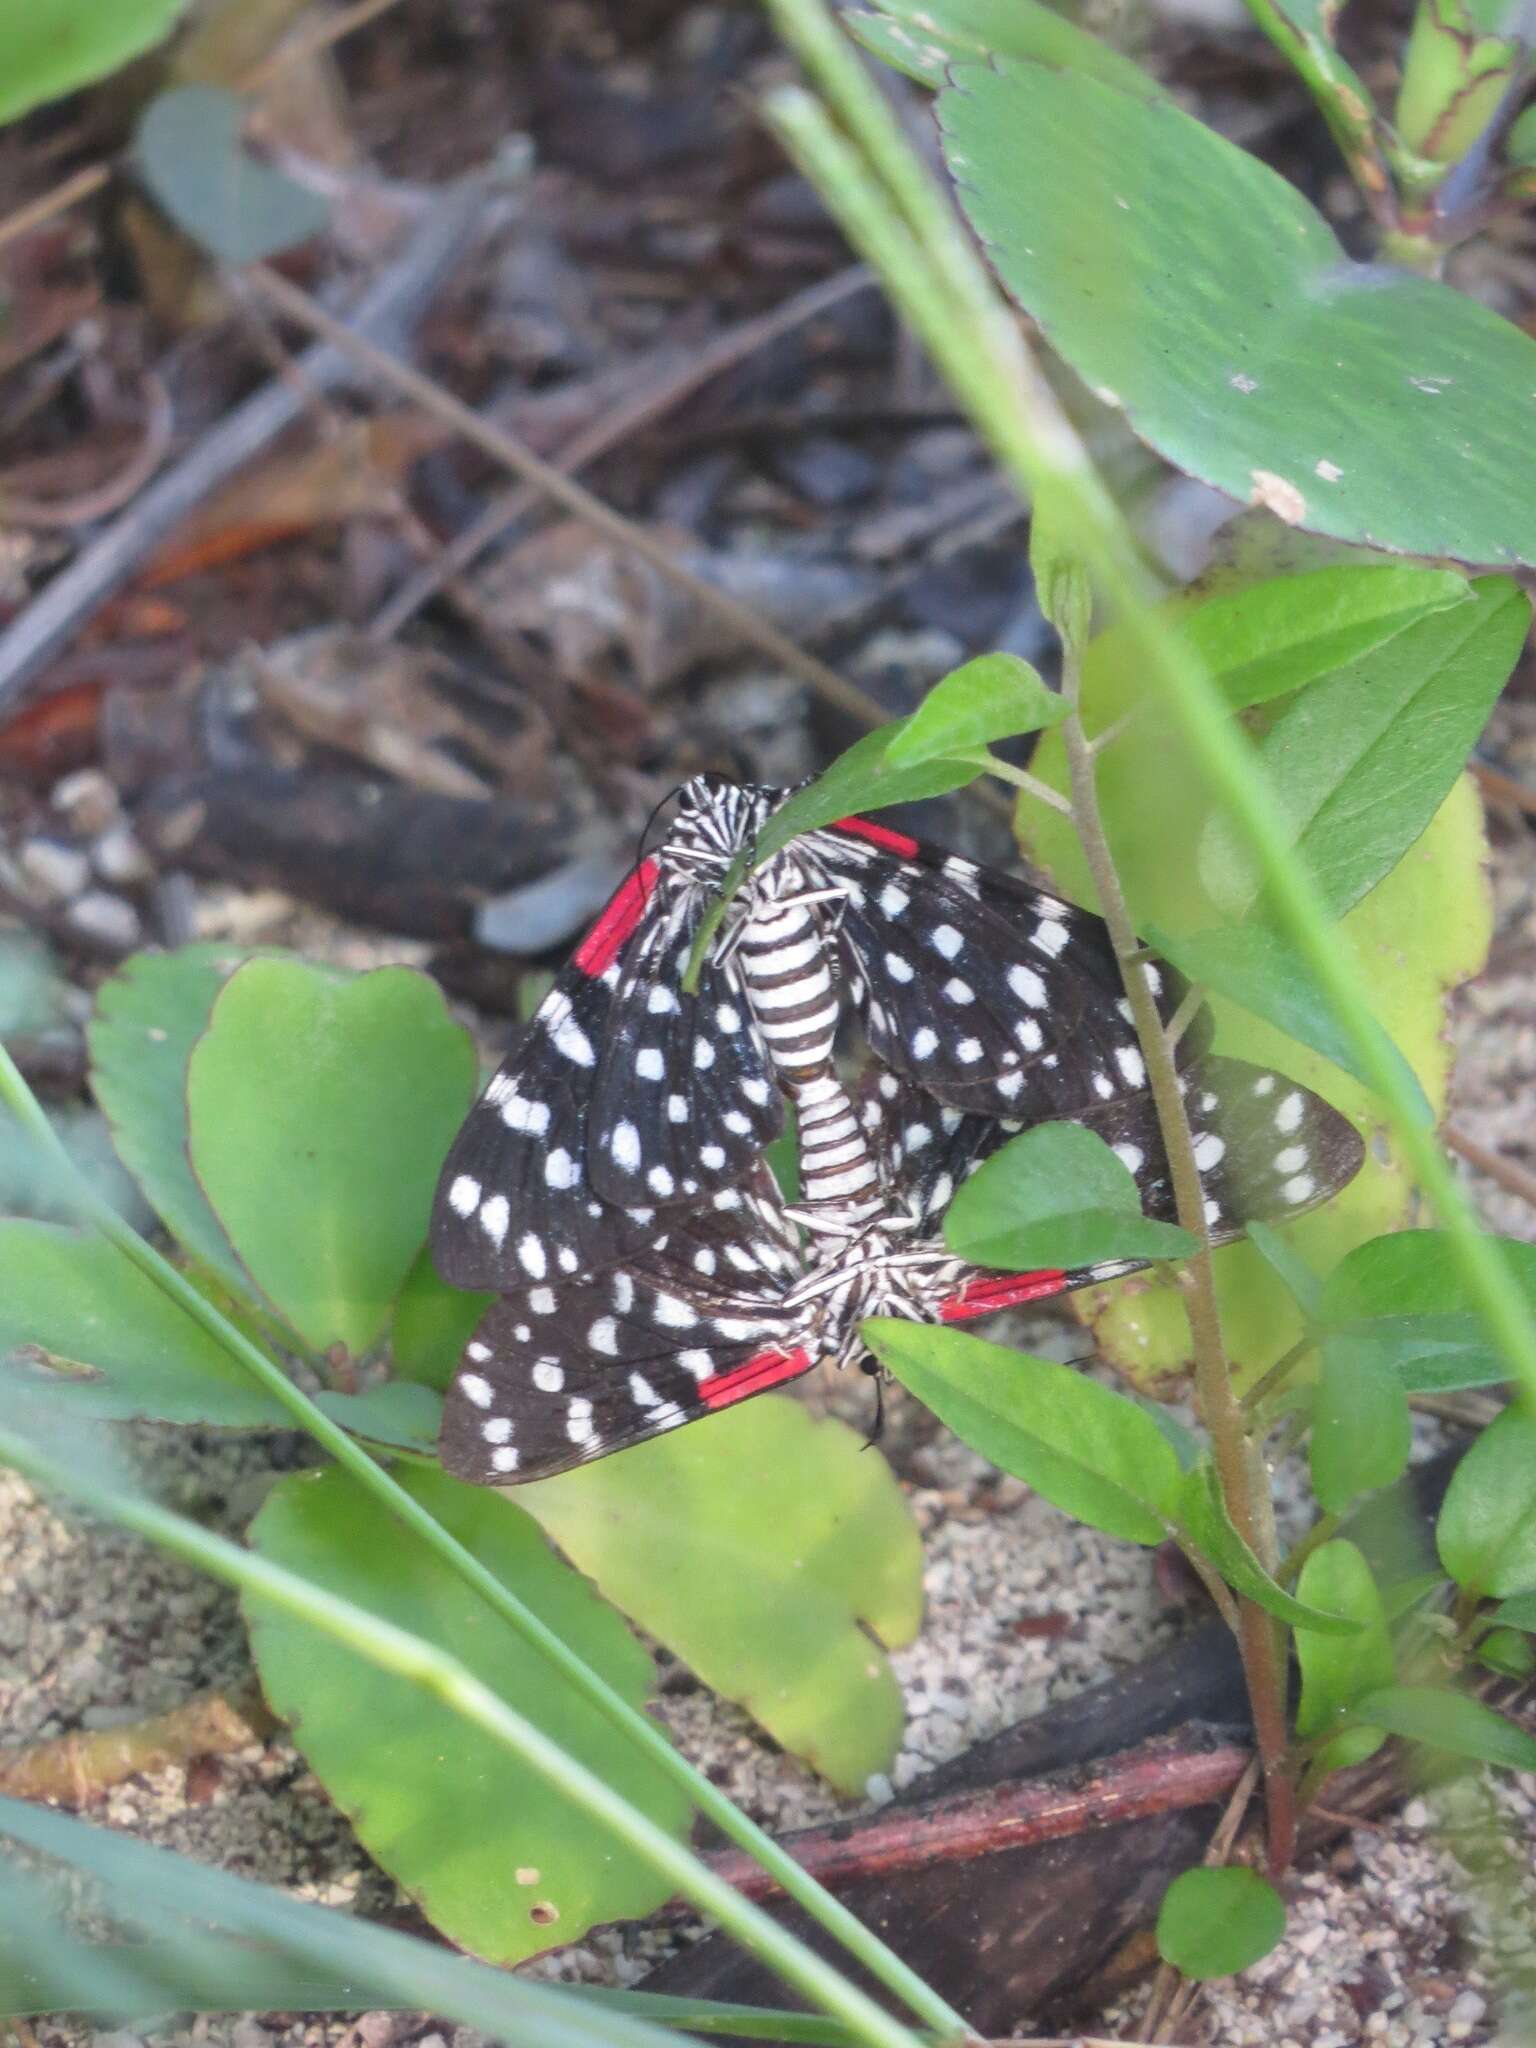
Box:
65 890 142 950
51 767 120 836
20 836 90 901
93 821 154 886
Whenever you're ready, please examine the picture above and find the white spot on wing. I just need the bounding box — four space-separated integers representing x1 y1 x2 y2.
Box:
448 1174 481 1217
480 1196 510 1248
460 1373 493 1408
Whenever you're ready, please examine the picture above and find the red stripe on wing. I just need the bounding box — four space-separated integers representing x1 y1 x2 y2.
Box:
698 1345 815 1410
832 816 921 857
572 858 660 976
940 1271 1067 1321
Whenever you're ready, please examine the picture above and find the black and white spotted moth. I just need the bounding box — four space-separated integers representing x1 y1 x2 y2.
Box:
431 775 1364 1483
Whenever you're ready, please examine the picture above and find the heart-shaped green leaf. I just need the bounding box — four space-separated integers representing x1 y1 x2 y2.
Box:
1200 577 1529 918
88 943 263 1295
0 1222 289 1428
849 0 1163 98
520 1397 922 1796
1309 1336 1412 1512
1156 1867 1285 1980
867 1319 1181 1544
941 59 1536 564
137 84 330 267
943 1121 1196 1270
0 0 189 124
1295 1540 1395 1774
187 960 477 1357
1437 1406 1536 1598
885 653 1064 766
247 1465 690 1964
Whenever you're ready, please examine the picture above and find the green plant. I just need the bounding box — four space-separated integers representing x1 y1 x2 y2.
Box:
7 0 1536 2028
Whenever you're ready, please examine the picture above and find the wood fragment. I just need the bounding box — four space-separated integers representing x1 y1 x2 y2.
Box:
0 1685 275 1808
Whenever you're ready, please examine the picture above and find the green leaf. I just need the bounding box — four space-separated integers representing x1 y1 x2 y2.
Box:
1493 1591 1536 1633
1322 1228 1536 1324
1295 1540 1395 1772
1245 1220 1323 1322
1318 1313 1511 1395
884 654 1063 766
1177 1465 1359 1632
247 1465 691 1964
187 960 478 1356
1396 0 1522 162
0 0 189 124
0 1222 289 1428
521 1398 922 1796
1182 565 1473 712
137 85 330 266
943 1121 1196 1270
0 931 66 1034
1155 1867 1285 1980
1476 1626 1536 1678
1143 922 1430 1122
87 943 261 1294
941 59 1536 565
1349 1684 1536 1772
741 726 983 873
868 1320 1181 1544
1437 1406 1536 1598
314 1381 443 1456
0 1793 744 2044
390 1246 492 1393
1201 578 1530 920
1309 1336 1412 1513
847 0 1163 98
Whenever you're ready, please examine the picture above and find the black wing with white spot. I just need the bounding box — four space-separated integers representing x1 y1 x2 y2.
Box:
439 1179 813 1485
431 859 684 1290
807 822 1208 1122
586 914 783 1209
865 1053 1364 1248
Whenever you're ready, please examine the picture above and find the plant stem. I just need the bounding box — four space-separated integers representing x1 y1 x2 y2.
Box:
1277 1512 1341 1587
966 754 1074 816
0 1426 931 2048
0 1047 967 2046
1240 1334 1318 1416
1236 0 1398 231
1054 649 1297 1874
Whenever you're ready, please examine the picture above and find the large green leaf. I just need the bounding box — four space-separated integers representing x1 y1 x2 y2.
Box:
390 1246 492 1392
247 1466 691 1964
1437 1407 1536 1598
521 1398 922 1796
0 1222 289 1428
1294 1540 1395 1773
1200 578 1529 918
187 961 477 1356
943 1121 1195 1269
1322 1228 1536 1322
848 0 1163 98
0 0 188 124
87 944 260 1295
941 59 1536 565
867 1320 1181 1544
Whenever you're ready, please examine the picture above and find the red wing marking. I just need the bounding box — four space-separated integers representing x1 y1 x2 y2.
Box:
832 816 921 858
698 1346 815 1410
572 858 660 976
940 1271 1067 1321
